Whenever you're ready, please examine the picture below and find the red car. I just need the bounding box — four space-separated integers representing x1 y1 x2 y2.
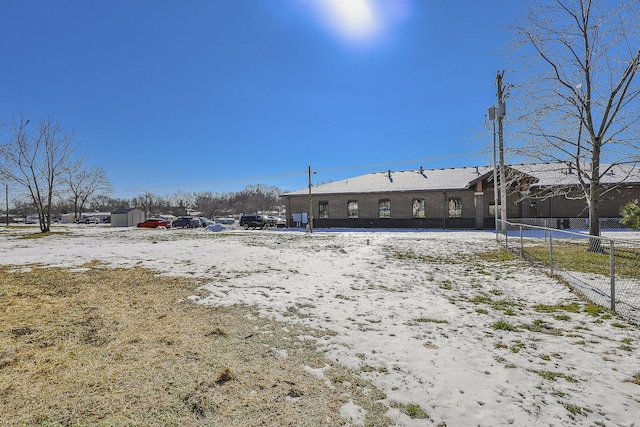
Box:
137 218 171 228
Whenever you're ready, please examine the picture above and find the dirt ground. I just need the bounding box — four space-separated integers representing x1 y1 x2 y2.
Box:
0 263 392 426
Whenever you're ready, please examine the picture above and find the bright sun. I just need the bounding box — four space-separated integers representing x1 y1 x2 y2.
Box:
322 0 378 38
312 0 381 45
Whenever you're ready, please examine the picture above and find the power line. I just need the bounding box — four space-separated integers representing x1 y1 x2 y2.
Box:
114 171 307 194
315 150 492 173
113 150 493 195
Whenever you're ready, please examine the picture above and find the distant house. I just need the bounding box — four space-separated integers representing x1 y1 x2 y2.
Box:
110 208 145 227
60 213 76 224
282 163 640 229
60 212 111 224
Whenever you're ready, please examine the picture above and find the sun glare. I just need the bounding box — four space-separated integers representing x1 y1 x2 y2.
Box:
322 0 378 38
306 0 412 48
310 0 382 46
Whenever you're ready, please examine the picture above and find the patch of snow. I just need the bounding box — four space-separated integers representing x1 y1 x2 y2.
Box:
205 223 230 232
303 364 330 379
1 225 639 426
339 401 367 426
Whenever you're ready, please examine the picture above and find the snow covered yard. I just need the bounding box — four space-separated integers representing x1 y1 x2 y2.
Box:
1 225 639 426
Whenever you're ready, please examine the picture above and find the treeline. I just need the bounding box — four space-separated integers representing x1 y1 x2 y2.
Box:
7 184 285 219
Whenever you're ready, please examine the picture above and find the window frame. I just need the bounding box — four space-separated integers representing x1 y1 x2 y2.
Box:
318 201 329 219
347 200 359 219
448 197 462 218
378 199 391 219
412 198 425 218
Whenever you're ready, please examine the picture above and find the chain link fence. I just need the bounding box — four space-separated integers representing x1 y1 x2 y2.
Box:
496 220 640 324
505 217 626 230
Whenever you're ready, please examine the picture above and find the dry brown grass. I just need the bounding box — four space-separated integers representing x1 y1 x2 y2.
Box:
0 263 391 426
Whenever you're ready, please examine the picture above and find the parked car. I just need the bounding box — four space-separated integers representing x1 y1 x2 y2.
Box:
137 218 171 228
199 217 213 227
214 217 235 224
171 216 201 228
25 214 39 224
239 214 270 229
76 216 99 224
268 216 286 228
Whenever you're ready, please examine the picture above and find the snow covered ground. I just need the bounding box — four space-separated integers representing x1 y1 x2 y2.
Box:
2 225 639 426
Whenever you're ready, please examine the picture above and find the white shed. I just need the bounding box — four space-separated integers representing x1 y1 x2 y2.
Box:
110 208 145 227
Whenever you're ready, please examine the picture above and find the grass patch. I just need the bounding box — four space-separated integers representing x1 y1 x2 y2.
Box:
415 318 448 324
534 303 580 313
563 402 587 417
510 340 526 353
584 304 605 317
491 299 522 315
470 295 492 304
626 373 640 385
492 320 519 331
532 370 578 383
0 264 391 426
439 280 453 290
395 403 429 420
388 249 440 263
476 248 516 263
525 244 640 280
16 230 73 239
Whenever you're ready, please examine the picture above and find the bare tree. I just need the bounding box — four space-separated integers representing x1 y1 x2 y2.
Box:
512 0 640 237
90 194 131 212
64 160 111 219
0 115 75 232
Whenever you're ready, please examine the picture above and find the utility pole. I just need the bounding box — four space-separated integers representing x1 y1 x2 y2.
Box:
495 71 508 233
487 107 499 238
307 165 313 233
5 184 8 226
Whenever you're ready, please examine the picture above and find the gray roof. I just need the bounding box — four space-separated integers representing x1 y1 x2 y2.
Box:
111 207 142 214
512 163 640 187
283 163 640 196
284 166 494 196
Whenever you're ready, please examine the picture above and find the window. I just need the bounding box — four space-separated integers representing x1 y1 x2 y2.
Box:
378 200 390 218
488 204 501 217
448 197 462 218
347 200 358 218
318 201 329 219
412 199 425 218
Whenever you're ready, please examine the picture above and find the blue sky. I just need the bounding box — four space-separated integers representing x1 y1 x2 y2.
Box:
1 1 524 198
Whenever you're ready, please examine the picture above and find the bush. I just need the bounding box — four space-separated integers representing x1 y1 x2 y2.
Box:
620 200 640 230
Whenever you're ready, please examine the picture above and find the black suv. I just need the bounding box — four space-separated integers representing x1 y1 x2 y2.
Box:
240 214 269 229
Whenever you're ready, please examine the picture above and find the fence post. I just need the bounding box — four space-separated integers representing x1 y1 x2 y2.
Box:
519 225 523 257
610 239 615 312
548 230 554 276
505 222 508 249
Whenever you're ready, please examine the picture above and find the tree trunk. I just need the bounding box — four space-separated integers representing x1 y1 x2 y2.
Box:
588 181 600 236
588 157 601 252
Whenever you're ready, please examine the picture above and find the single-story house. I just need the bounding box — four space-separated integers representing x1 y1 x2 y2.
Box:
110 208 145 227
60 212 111 224
282 163 640 229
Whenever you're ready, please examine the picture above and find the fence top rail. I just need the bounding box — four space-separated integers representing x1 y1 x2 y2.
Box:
503 220 610 241
505 220 640 246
